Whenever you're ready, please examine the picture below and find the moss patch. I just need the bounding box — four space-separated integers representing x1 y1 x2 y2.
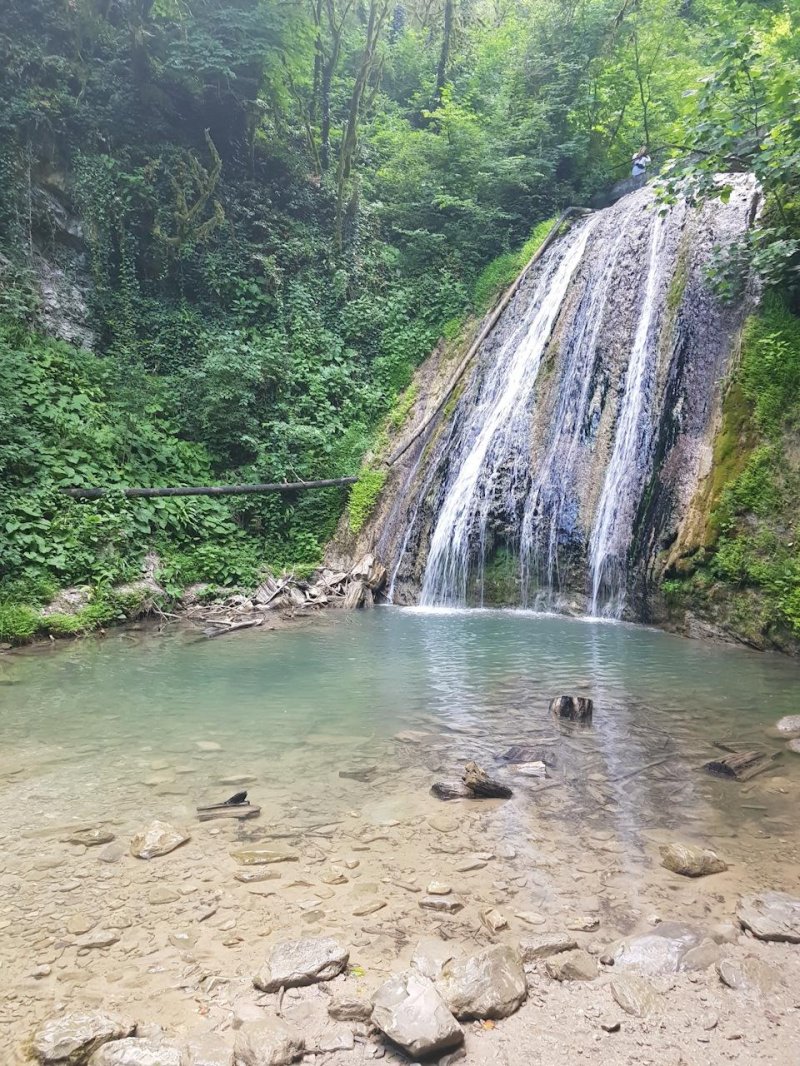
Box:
348 468 388 535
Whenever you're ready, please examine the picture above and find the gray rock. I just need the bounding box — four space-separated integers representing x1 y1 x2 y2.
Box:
253 937 349 992
317 1029 355 1053
32 1011 135 1064
659 842 727 877
371 971 463 1058
419 895 463 913
717 956 782 997
519 933 578 962
438 945 527 1019
130 821 189 859
182 1032 234 1066
88 1039 184 1066
233 1020 304 1066
787 738 800 754
610 921 718 975
327 995 373 1023
737 891 800 942
550 695 592 722
230 848 298 866
545 949 598 982
610 975 661 1018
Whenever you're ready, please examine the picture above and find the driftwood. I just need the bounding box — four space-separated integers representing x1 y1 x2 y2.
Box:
550 695 593 722
462 760 513 799
196 791 261 821
703 750 779 782
431 780 473 800
203 617 262 638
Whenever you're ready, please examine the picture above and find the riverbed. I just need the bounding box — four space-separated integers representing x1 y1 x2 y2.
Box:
2 608 800 1064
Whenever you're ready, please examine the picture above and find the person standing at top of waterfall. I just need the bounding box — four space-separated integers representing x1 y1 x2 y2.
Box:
631 146 651 178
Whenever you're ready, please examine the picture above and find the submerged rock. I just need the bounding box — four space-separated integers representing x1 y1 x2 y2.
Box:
130 821 189 860
88 1039 183 1066
62 827 115 848
371 971 463 1057
737 891 800 942
438 945 527 1019
253 937 349 991
659 842 727 877
233 1020 304 1066
610 922 718 974
32 1011 135 1064
774 715 800 737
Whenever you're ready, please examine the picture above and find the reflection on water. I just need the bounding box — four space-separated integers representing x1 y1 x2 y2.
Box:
1 607 798 845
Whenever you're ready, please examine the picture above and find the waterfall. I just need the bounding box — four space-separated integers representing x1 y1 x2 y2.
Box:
375 178 758 619
588 212 668 616
420 217 599 606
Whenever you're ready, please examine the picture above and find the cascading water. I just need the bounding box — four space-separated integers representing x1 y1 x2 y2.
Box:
588 213 669 616
419 218 599 606
361 178 759 619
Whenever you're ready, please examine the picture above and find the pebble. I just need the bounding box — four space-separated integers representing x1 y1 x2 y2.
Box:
455 859 486 872
419 895 463 913
481 908 508 933
515 911 547 926
427 881 452 895
195 740 222 751
352 900 387 916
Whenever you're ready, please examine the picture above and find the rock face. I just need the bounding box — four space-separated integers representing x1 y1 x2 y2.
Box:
233 1020 304 1066
544 949 598 982
32 1012 135 1065
371 971 463 1058
87 1038 184 1066
549 695 593 722
519 933 578 962
438 945 527 1019
659 842 727 877
611 922 719 975
253 938 349 992
737 891 800 942
129 821 189 859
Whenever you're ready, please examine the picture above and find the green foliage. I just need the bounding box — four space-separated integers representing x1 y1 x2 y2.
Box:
348 468 388 535
472 218 557 313
0 604 40 645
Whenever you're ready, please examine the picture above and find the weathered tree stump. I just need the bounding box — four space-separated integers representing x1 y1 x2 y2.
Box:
549 695 593 722
703 750 778 782
431 780 473 800
462 761 513 799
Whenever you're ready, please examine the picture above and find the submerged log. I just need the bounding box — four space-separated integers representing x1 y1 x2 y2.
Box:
550 695 593 722
703 750 778 782
462 760 513 799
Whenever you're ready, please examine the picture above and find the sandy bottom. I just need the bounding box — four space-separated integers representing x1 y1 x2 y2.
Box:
2 614 800 1064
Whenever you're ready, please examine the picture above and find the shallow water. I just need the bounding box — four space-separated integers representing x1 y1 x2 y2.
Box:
2 609 800 1062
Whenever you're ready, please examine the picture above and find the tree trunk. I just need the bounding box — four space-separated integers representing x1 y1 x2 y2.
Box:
434 0 454 106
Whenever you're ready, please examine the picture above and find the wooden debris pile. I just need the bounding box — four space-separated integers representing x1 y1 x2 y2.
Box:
185 553 388 636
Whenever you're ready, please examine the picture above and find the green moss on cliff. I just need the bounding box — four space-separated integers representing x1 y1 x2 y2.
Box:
665 296 800 644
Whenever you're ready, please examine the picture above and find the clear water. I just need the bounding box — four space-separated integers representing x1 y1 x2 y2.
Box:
1 609 798 838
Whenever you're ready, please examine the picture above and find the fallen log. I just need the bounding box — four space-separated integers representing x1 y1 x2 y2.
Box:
550 695 593 723
431 780 473 801
703 750 779 782
62 477 357 500
203 618 262 638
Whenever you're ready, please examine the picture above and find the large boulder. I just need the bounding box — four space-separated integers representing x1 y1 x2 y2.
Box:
130 821 189 859
233 1020 304 1066
610 922 718 975
32 1011 135 1064
659 842 727 878
371 971 463 1058
253 938 349 992
438 945 527 1020
88 1039 184 1066
737 891 800 942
